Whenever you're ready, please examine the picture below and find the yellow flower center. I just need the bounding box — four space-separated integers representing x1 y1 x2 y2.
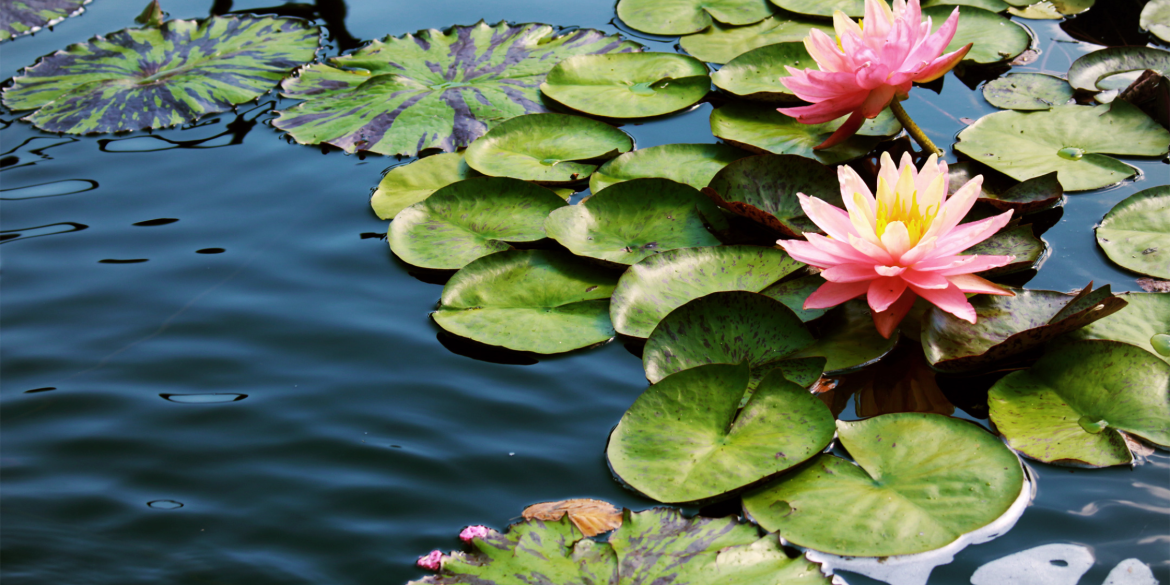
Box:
874 189 938 245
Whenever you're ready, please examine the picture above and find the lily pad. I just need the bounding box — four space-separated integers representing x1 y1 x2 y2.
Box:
921 5 1031 65
2 15 320 134
983 73 1074 110
540 53 710 119
954 102 1170 191
760 274 827 322
273 22 639 156
767 0 864 17
704 153 841 238
962 224 1047 275
411 508 833 585
711 102 900 165
589 143 748 193
1067 47 1170 92
464 113 633 185
545 179 722 265
1 0 89 42
615 0 775 36
432 249 619 354
1056 292 1170 365
988 340 1170 467
978 172 1063 214
743 413 1025 557
922 284 1128 372
1006 0 1094 19
1096 186 1170 279
371 153 481 220
1142 0 1170 43
389 178 568 270
679 15 834 65
711 43 816 101
609 245 804 338
608 364 835 504
791 299 900 374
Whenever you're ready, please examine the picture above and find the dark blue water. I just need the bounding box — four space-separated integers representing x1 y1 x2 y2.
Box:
1 1 1167 584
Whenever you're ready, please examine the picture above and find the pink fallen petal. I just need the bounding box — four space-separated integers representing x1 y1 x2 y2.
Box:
459 525 492 542
417 550 444 571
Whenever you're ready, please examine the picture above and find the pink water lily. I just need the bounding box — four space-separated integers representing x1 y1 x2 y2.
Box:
777 152 1015 338
778 0 971 150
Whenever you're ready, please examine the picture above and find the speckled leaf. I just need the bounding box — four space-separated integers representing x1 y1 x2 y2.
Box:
922 285 1128 372
1096 185 1170 279
540 53 709 119
983 73 1074 111
760 274 827 322
978 172 1063 215
922 5 1030 65
711 43 816 102
464 113 633 184
432 249 618 354
705 153 841 237
2 15 320 134
744 413 1026 557
1067 47 1170 92
711 102 900 165
615 0 774 36
989 340 1170 467
680 15 833 65
274 22 639 156
1142 0 1170 42
1 0 89 42
790 299 899 374
954 102 1170 191
962 224 1047 275
545 179 721 266
608 364 835 503
371 153 482 220
589 143 748 193
389 178 567 270
610 245 804 338
1056 292 1170 365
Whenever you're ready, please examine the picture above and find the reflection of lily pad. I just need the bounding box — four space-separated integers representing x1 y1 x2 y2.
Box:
610 245 803 338
954 102 1170 191
1142 0 1170 42
679 15 833 65
791 299 899 374
744 413 1025 557
274 22 639 156
1006 0 1094 19
1056 292 1170 365
962 224 1047 275
711 43 815 101
1 0 89 42
983 73 1074 110
589 143 747 193
922 5 1030 65
2 15 320 134
608 364 835 504
705 153 840 237
540 53 709 119
432 250 618 354
989 340 1169 467
616 0 774 36
371 153 481 220
977 172 1063 214
922 285 1127 372
545 178 722 265
1067 47 1170 92
711 102 900 165
389 178 567 270
464 114 633 184
1096 186 1170 279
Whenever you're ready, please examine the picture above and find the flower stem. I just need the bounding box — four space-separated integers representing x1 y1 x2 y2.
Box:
890 100 943 156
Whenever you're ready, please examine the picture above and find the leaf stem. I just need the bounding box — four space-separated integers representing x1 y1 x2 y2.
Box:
890 100 943 156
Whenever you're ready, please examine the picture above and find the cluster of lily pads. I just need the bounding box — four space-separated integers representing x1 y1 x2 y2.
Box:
2 0 1169 582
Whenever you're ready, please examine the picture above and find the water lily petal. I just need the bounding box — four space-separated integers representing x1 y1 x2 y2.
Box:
778 90 868 124
901 268 949 289
822 263 880 282
898 235 937 266
805 279 870 309
928 210 1014 258
807 232 886 264
782 68 864 101
805 29 850 73
913 44 972 83
909 282 976 322
777 238 855 267
905 6 961 72
948 273 1016 295
848 233 897 265
880 220 913 260
872 287 918 338
800 193 861 241
815 109 869 150
868 275 908 312
920 254 1015 275
923 174 983 241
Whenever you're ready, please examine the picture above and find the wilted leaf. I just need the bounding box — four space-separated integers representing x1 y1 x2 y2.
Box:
522 499 622 537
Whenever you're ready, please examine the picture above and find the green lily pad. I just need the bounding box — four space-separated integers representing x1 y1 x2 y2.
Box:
545 179 722 265
432 249 619 354
389 178 567 270
615 0 775 36
791 299 899 374
989 340 1170 467
608 364 835 504
589 143 748 193
1142 0 1170 42
1006 0 1094 19
411 508 833 585
1 15 320 134
767 0 864 17
954 102 1170 191
704 153 841 237
1067 47 1170 92
540 53 710 119
609 245 804 338
760 274 827 322
371 153 481 220
464 113 633 185
962 224 1047 275
1056 293 1170 365
711 102 900 165
273 22 639 156
923 0 1011 9
744 413 1025 557
978 172 1063 215
922 284 1128 372
711 43 816 101
1096 185 1170 279
680 16 834 65
1 0 88 42
922 5 1030 65
983 73 1074 111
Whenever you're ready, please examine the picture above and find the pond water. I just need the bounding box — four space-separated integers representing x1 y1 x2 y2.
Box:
1 0 1167 584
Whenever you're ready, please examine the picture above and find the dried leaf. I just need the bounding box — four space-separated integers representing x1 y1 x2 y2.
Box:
522 499 622 537
1138 277 1170 293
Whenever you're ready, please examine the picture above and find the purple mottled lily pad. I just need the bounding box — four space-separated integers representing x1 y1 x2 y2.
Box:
1 0 89 42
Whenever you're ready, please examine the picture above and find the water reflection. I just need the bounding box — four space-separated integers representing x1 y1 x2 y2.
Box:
212 0 360 51
0 137 77 170
97 103 270 153
0 222 88 243
0 179 98 200
159 393 248 403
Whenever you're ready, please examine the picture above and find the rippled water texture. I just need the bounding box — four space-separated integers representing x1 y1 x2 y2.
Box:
2 1 1168 583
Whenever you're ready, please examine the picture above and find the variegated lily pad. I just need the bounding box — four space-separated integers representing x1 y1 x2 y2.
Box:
678 14 834 65
2 15 320 134
616 0 775 36
274 22 640 156
711 102 900 165
539 53 710 119
1 0 89 42
464 113 633 184
589 143 748 193
370 153 481 220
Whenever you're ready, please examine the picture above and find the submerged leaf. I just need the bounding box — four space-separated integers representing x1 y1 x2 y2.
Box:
522 499 622 537
1 0 89 41
1096 185 1170 279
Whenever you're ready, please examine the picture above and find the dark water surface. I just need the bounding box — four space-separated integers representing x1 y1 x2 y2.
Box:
2 1 1167 584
